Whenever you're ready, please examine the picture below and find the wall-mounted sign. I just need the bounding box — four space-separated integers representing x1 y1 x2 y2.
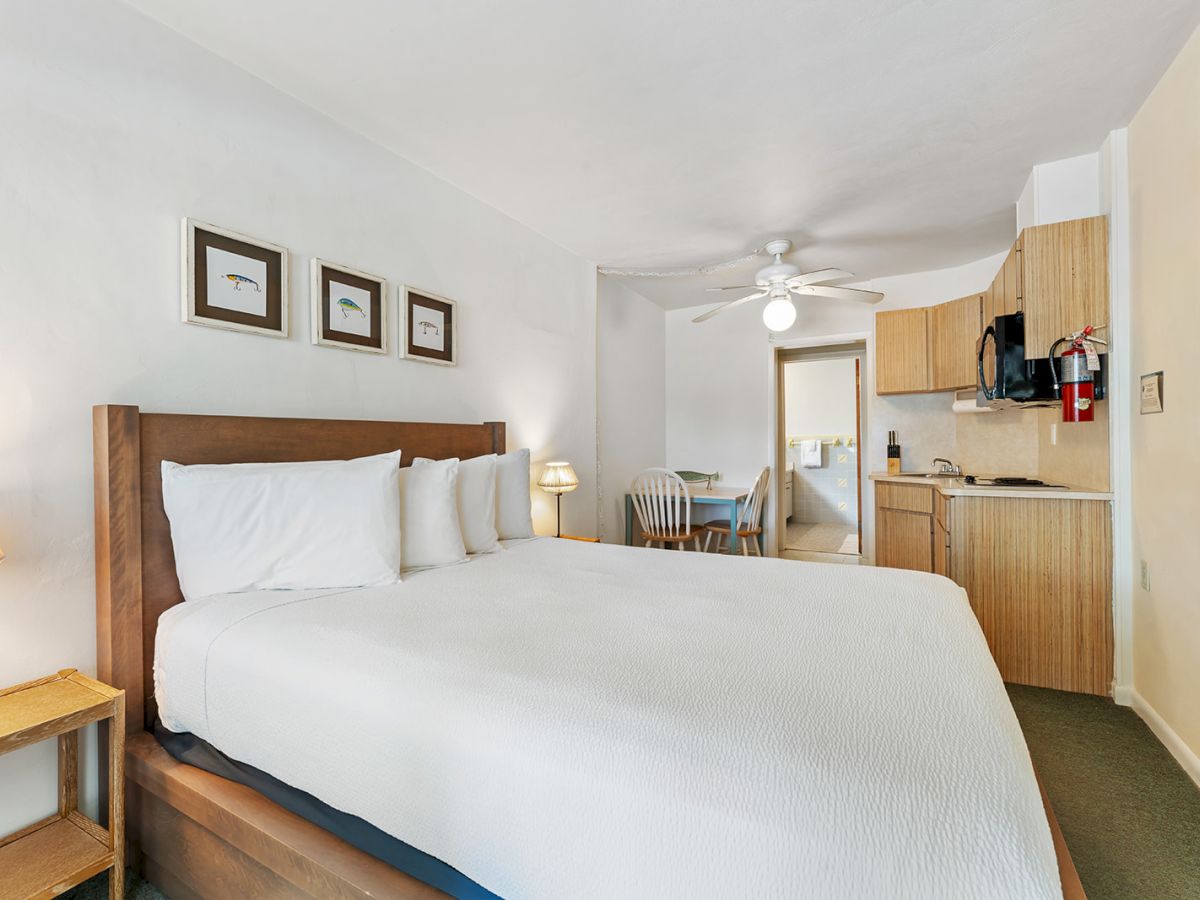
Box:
1140 371 1164 415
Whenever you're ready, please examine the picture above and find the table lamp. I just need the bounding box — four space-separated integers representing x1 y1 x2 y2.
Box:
538 461 579 538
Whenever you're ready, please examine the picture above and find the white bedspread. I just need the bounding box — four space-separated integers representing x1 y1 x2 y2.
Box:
155 538 1060 900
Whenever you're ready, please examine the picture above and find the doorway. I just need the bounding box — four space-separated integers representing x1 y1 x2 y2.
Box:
774 343 866 563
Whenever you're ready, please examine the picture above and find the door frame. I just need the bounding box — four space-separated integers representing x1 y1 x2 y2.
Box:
769 334 869 557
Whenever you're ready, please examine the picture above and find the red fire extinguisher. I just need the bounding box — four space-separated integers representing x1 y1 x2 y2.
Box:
1050 325 1106 423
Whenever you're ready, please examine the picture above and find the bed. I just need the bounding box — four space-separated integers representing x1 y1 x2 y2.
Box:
93 405 1085 899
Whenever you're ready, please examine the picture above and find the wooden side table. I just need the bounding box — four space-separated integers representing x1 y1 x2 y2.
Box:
0 669 125 899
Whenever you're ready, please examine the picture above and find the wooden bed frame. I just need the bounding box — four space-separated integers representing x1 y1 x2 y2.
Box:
93 404 1084 899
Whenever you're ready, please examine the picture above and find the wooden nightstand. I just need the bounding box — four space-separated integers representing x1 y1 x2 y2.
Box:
559 534 600 543
0 669 125 899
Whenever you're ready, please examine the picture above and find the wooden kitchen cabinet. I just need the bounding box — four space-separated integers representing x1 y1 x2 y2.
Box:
933 517 950 577
874 482 1113 696
932 489 951 577
875 308 931 394
876 508 933 572
875 482 934 572
949 496 1113 696
931 294 982 391
983 238 1023 332
1021 216 1108 359
874 215 1107 397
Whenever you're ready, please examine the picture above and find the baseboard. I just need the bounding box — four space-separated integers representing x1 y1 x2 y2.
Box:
1112 683 1132 706
1129 689 1200 790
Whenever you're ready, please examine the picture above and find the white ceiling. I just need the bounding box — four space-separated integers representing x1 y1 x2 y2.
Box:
126 0 1199 309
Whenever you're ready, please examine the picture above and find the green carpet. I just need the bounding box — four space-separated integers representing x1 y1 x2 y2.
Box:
1008 684 1200 899
65 687 1200 900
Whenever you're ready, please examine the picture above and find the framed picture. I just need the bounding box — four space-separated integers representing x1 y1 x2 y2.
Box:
181 218 288 337
310 259 388 354
400 285 457 366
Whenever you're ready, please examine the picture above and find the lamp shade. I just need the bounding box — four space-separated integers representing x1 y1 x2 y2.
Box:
537 461 579 494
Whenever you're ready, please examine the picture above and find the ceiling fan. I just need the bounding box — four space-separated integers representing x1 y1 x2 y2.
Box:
692 239 884 331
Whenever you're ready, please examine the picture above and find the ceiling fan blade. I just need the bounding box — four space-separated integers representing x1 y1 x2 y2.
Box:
790 284 884 304
786 267 855 287
705 284 762 292
691 291 768 323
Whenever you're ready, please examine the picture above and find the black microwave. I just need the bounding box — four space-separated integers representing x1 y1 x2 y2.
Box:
976 313 1106 409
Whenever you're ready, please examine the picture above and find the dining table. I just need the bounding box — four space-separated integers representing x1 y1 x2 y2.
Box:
624 484 758 554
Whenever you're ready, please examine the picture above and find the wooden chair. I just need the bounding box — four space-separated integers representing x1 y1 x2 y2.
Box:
630 468 703 551
704 466 771 556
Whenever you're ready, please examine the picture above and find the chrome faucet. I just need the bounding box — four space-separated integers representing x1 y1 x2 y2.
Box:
931 457 961 476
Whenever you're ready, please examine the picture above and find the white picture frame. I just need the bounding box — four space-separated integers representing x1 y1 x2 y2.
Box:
181 218 289 338
310 258 388 354
399 285 457 366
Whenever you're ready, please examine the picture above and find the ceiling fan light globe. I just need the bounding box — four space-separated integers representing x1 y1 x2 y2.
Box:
762 297 797 332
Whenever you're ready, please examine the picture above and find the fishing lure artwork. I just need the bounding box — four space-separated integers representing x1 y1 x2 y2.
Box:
223 273 261 292
418 320 439 335
337 297 367 318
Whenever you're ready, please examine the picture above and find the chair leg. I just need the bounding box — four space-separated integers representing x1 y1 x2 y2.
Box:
645 540 652 548
703 531 712 553
740 536 749 556
694 535 701 552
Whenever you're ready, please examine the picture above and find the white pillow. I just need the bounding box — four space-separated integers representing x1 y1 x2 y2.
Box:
413 454 500 554
495 448 534 539
161 451 402 600
399 457 468 569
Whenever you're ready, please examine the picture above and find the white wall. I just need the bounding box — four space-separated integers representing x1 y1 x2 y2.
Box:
783 358 858 437
597 278 666 543
665 252 1004 558
1127 23 1200 780
0 0 598 832
1016 152 1102 232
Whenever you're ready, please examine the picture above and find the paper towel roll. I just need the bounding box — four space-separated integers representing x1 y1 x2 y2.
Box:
952 398 993 414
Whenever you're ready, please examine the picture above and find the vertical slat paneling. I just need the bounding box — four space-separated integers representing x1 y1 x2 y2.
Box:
1022 216 1109 358
874 308 931 394
949 496 1113 695
932 294 983 391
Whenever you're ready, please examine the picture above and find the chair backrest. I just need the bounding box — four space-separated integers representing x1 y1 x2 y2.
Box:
739 466 772 532
630 468 692 538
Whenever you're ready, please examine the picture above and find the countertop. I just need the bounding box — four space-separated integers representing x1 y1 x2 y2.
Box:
869 472 1113 501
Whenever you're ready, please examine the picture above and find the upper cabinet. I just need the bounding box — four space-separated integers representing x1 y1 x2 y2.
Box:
931 294 982 391
875 214 1109 396
876 295 980 395
984 239 1022 329
875 308 930 394
1022 216 1108 359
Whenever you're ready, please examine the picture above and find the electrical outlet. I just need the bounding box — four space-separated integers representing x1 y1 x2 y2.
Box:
1140 560 1151 591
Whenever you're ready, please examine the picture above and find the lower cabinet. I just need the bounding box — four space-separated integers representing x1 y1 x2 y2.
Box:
876 507 933 572
933 517 949 577
875 482 1114 696
875 481 934 572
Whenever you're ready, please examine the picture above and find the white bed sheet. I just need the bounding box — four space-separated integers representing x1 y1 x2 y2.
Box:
155 538 1060 900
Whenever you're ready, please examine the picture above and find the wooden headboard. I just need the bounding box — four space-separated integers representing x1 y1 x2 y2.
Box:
93 405 505 733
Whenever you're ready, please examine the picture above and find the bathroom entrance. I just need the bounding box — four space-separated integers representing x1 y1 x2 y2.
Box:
775 343 865 562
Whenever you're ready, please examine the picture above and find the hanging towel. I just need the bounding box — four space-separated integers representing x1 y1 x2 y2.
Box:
799 439 822 468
